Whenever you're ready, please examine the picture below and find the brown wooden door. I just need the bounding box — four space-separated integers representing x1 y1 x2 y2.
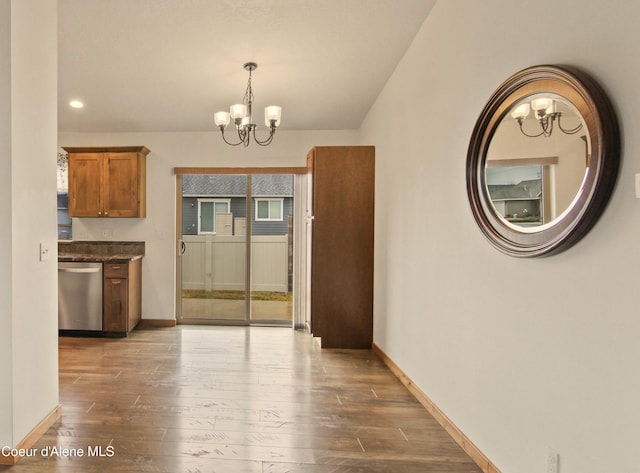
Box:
103 277 128 333
308 146 375 348
104 152 140 217
68 153 103 217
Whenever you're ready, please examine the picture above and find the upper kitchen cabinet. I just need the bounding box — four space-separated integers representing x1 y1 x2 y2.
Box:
63 146 150 218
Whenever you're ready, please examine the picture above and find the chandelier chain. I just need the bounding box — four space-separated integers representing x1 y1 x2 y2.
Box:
243 68 254 108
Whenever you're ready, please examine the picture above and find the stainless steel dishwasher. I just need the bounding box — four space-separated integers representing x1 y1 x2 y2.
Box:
58 261 103 333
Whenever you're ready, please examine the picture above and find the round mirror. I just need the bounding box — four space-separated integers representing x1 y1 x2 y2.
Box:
466 65 619 257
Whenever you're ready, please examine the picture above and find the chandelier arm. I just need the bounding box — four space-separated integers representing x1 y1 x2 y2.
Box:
539 115 555 137
557 113 584 134
240 125 253 147
252 127 276 146
219 128 245 147
517 118 545 138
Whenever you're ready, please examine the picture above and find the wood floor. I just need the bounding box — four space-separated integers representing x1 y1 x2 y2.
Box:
2 326 481 472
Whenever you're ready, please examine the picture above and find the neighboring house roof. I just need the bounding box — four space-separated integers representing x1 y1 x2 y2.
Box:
182 174 294 197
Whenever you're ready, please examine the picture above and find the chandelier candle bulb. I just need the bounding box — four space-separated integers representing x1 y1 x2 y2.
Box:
214 111 230 127
510 103 530 120
531 97 553 113
230 104 247 120
547 100 556 114
265 106 282 127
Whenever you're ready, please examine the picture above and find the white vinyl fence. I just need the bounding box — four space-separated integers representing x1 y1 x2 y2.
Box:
181 235 289 293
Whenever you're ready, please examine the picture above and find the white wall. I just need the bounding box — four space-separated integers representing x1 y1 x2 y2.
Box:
0 0 14 448
58 130 359 319
361 2 640 473
0 0 59 447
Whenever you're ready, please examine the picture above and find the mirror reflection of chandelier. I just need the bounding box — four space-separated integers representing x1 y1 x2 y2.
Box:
214 62 282 147
511 98 583 138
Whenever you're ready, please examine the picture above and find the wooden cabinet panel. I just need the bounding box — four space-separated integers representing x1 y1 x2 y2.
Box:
103 278 128 333
308 146 375 349
104 152 141 217
68 153 103 217
64 146 150 218
104 262 129 278
103 259 142 336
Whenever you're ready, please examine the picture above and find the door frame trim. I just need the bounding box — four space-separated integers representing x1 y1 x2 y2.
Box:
174 166 307 175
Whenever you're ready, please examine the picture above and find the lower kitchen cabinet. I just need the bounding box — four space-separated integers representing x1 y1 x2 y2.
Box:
103 259 142 336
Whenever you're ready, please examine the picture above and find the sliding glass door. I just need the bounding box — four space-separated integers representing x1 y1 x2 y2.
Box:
178 173 293 325
249 175 293 324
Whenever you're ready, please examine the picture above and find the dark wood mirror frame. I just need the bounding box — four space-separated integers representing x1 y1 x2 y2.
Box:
466 65 620 257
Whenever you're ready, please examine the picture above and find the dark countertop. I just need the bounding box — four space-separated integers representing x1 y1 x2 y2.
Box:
58 253 144 263
58 241 145 263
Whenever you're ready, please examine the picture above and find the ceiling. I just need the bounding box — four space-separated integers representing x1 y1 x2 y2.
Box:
58 0 436 133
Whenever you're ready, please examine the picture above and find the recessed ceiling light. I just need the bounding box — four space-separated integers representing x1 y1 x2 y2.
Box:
69 100 84 109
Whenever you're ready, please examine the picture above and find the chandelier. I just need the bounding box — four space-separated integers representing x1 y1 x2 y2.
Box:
213 62 282 147
510 98 583 138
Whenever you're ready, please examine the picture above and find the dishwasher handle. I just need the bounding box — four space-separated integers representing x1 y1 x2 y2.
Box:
58 267 102 273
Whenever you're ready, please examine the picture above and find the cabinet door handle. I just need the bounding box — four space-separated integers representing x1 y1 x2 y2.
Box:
111 266 121 269
111 280 121 285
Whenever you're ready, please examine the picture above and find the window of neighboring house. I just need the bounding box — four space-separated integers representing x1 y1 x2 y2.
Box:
198 199 230 234
255 198 283 221
57 192 72 240
57 153 71 240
